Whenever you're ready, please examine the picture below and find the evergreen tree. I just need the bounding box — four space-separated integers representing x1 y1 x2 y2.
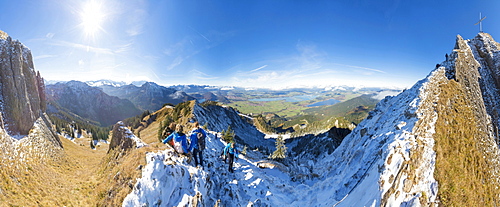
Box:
222 125 235 143
269 135 287 161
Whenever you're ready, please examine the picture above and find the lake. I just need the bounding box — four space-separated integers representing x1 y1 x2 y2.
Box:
306 99 340 107
249 95 318 102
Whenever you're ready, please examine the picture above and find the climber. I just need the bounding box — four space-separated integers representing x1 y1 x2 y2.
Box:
189 122 207 167
163 124 189 155
223 141 239 173
161 122 177 145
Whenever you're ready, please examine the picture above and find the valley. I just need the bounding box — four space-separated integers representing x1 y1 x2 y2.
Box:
2 29 500 206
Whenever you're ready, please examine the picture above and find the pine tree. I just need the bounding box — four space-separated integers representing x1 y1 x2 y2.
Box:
222 125 235 143
158 121 166 142
269 135 287 161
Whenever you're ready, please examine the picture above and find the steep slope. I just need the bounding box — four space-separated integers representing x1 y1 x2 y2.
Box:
99 82 195 111
0 32 96 206
430 33 500 205
0 31 46 136
46 81 142 126
117 33 500 207
193 102 274 152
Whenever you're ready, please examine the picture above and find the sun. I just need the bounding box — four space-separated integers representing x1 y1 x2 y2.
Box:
79 0 105 39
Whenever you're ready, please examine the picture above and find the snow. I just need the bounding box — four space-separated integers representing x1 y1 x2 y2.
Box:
117 122 147 148
372 90 402 100
263 133 291 139
122 55 460 205
124 67 442 205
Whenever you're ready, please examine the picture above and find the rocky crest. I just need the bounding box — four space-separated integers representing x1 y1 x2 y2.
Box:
0 31 46 135
108 121 146 152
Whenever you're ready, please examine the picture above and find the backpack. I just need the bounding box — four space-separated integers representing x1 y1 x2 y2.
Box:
197 132 206 151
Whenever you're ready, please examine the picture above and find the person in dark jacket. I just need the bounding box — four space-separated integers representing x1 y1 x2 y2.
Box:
163 124 189 154
223 142 239 173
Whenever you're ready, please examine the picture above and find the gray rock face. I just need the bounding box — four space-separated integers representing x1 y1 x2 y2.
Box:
0 31 46 135
442 33 500 145
108 121 137 152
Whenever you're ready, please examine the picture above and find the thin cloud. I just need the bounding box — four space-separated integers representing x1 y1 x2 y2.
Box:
166 56 188 71
50 40 114 54
45 33 55 39
193 69 218 80
126 8 147 37
189 26 211 42
34 55 58 60
250 65 268 72
334 63 386 74
115 42 134 53
164 30 235 70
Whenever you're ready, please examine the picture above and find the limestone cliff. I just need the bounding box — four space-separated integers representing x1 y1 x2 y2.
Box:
0 31 46 136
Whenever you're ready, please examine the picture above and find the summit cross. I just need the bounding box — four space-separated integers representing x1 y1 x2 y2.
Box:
474 12 487 33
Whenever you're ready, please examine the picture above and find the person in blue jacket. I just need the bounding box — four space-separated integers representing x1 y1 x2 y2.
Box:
224 142 239 173
188 122 207 167
163 124 189 155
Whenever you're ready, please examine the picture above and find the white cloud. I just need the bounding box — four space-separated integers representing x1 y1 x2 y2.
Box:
78 59 85 67
34 55 57 60
126 8 147 37
50 40 114 54
192 69 218 80
334 63 386 74
163 30 234 71
45 33 55 39
250 65 268 72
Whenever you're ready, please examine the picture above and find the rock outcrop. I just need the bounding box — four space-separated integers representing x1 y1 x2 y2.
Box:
0 31 46 135
108 121 146 152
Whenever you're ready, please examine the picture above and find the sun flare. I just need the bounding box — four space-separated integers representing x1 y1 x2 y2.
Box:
80 0 105 38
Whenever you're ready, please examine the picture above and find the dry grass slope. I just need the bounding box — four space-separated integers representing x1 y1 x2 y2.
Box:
434 79 499 206
0 137 107 206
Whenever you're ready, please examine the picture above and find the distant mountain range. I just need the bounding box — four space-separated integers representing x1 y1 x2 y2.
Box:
97 82 195 111
45 81 141 127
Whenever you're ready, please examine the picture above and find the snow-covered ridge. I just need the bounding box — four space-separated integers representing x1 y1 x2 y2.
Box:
116 121 147 149
122 33 500 206
123 65 444 206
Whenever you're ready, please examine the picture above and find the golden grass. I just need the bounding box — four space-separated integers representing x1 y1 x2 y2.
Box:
0 136 108 206
434 80 499 206
94 105 178 206
0 100 206 206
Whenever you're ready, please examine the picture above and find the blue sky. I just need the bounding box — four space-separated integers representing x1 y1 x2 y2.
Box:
1 0 499 89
